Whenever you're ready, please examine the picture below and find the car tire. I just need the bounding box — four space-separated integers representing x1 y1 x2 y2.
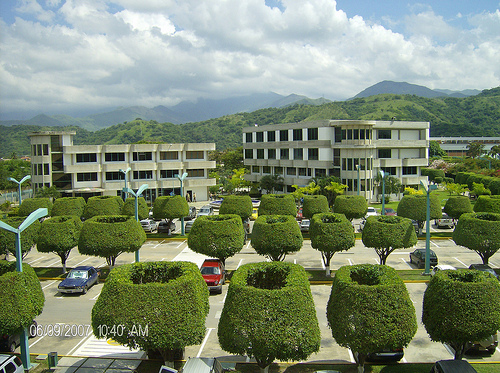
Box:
409 257 413 264
487 347 496 355
82 286 88 295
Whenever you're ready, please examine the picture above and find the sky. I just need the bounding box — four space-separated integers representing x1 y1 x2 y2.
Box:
1 0 499 120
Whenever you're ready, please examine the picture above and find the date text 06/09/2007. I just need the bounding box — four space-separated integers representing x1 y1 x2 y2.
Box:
30 323 149 338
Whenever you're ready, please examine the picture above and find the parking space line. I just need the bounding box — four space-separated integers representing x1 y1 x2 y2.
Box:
29 335 46 348
47 259 61 267
402 357 408 363
244 241 251 250
96 261 107 268
454 257 468 268
176 241 186 249
154 240 166 248
443 344 455 357
347 259 354 265
373 258 379 264
73 257 91 267
66 333 94 356
91 290 102 301
430 240 440 248
235 259 244 270
401 258 413 269
26 256 46 264
496 346 500 354
348 349 355 363
489 261 499 267
196 328 214 357
42 280 57 290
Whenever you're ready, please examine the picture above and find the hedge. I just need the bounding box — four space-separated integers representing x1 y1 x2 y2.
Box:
397 194 441 224
422 269 500 359
333 195 368 221
251 215 303 261
51 197 86 217
327 264 417 371
302 195 329 219
219 195 253 221
0 261 45 335
152 195 189 220
83 196 124 220
0 216 40 257
18 198 52 217
473 195 500 214
187 215 245 264
362 216 418 265
421 168 445 182
453 212 500 264
218 262 320 371
122 197 149 221
443 196 473 219
488 179 500 195
78 215 146 266
258 194 297 217
92 261 209 364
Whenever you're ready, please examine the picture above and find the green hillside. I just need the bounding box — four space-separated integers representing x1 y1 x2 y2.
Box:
1 88 499 158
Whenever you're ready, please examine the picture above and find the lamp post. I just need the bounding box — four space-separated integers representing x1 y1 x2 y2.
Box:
356 165 360 196
122 184 149 262
0 208 48 370
420 180 438 275
7 175 31 206
119 167 131 201
175 172 188 236
379 170 386 215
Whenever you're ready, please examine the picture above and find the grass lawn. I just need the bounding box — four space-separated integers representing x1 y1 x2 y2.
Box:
305 269 428 283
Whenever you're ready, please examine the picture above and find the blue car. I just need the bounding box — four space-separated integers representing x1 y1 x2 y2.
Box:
58 266 100 294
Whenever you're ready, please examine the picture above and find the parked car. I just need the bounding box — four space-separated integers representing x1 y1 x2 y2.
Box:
466 332 498 355
366 347 404 362
185 218 196 233
58 266 100 294
358 218 366 232
140 219 158 232
296 208 303 221
198 205 214 217
365 207 378 217
178 357 226 373
0 354 24 373
0 321 37 353
382 208 397 216
431 264 456 276
469 263 499 279
434 213 455 229
200 259 225 294
185 206 197 220
430 360 477 373
251 208 259 220
157 220 176 234
300 219 310 232
409 248 438 268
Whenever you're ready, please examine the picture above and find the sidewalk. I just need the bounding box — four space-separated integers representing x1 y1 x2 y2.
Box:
48 356 143 373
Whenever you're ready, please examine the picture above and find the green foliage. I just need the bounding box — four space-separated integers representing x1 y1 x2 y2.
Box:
258 194 297 216
92 261 209 363
429 140 447 157
473 195 500 213
302 195 329 219
421 168 445 182
422 269 500 359
333 195 368 221
488 179 500 195
219 195 253 221
453 212 500 264
361 216 418 265
397 194 442 223
187 215 245 263
18 197 52 217
0 159 31 189
251 215 303 261
259 174 284 193
444 182 469 196
35 186 61 199
0 261 45 335
218 262 320 370
443 196 473 219
51 197 86 217
471 182 491 197
83 196 124 220
78 215 146 266
152 195 189 220
0 216 40 257
122 197 149 220
327 264 417 370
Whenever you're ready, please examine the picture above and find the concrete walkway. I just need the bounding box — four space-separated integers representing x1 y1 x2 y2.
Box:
50 356 143 373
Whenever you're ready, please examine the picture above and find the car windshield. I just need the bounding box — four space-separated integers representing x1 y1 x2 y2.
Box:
68 270 88 279
200 208 209 213
201 267 220 275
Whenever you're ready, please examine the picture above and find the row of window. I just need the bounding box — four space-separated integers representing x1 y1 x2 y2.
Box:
75 151 204 163
76 169 205 182
246 128 319 143
32 163 50 176
250 166 331 178
32 144 49 156
245 148 319 161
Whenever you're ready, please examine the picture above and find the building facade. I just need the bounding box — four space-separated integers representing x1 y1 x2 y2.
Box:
29 131 216 202
430 137 500 157
243 120 430 201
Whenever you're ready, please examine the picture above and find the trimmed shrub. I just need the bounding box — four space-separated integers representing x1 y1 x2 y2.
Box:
362 216 418 265
248 186 262 199
0 261 45 336
18 198 52 217
37 216 82 273
302 195 329 219
51 197 86 217
122 197 149 221
152 195 189 220
333 195 368 221
421 168 445 182
219 195 253 221
187 215 245 265
473 195 500 213
488 179 500 195
443 196 473 219
423 269 500 359
251 215 303 261
327 264 417 372
310 213 355 276
83 196 124 220
92 261 209 365
397 194 441 230
453 212 500 264
258 194 297 217
78 215 146 266
218 262 320 372
0 216 40 258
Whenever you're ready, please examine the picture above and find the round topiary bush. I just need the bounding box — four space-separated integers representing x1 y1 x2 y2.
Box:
18 198 52 217
473 195 500 214
0 216 40 258
51 197 86 217
258 194 297 217
122 197 149 220
333 195 368 221
219 195 253 221
251 215 303 261
83 196 124 220
488 179 500 195
187 215 245 264
218 261 320 372
152 195 189 220
443 196 473 219
397 194 442 230
302 195 329 219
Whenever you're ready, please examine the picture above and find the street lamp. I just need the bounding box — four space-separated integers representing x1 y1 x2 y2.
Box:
356 164 360 196
123 184 149 263
7 175 31 206
379 170 386 215
175 172 188 236
119 167 131 201
420 180 438 275
0 208 48 370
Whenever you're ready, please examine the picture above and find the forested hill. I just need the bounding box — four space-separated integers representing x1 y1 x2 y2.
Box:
1 88 499 158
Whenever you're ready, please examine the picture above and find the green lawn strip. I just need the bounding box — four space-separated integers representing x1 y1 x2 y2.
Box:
34 266 111 280
304 269 428 283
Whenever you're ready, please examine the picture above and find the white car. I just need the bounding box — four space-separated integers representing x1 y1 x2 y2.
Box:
140 219 158 232
431 264 456 276
365 207 378 217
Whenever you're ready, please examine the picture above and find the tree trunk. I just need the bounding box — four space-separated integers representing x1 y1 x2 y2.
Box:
260 366 269 373
322 252 333 276
353 351 366 373
452 343 466 360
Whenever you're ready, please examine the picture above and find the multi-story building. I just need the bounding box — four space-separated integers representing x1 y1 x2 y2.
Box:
243 120 430 201
430 136 500 157
29 131 216 202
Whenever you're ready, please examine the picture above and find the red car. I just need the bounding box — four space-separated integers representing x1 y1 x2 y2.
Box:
296 208 303 221
200 259 225 294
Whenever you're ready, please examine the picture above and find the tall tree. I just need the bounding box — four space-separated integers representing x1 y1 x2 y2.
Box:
466 142 485 158
259 174 284 194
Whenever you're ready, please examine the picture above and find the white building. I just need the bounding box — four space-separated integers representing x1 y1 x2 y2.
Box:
430 136 500 157
243 120 430 201
29 131 216 202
